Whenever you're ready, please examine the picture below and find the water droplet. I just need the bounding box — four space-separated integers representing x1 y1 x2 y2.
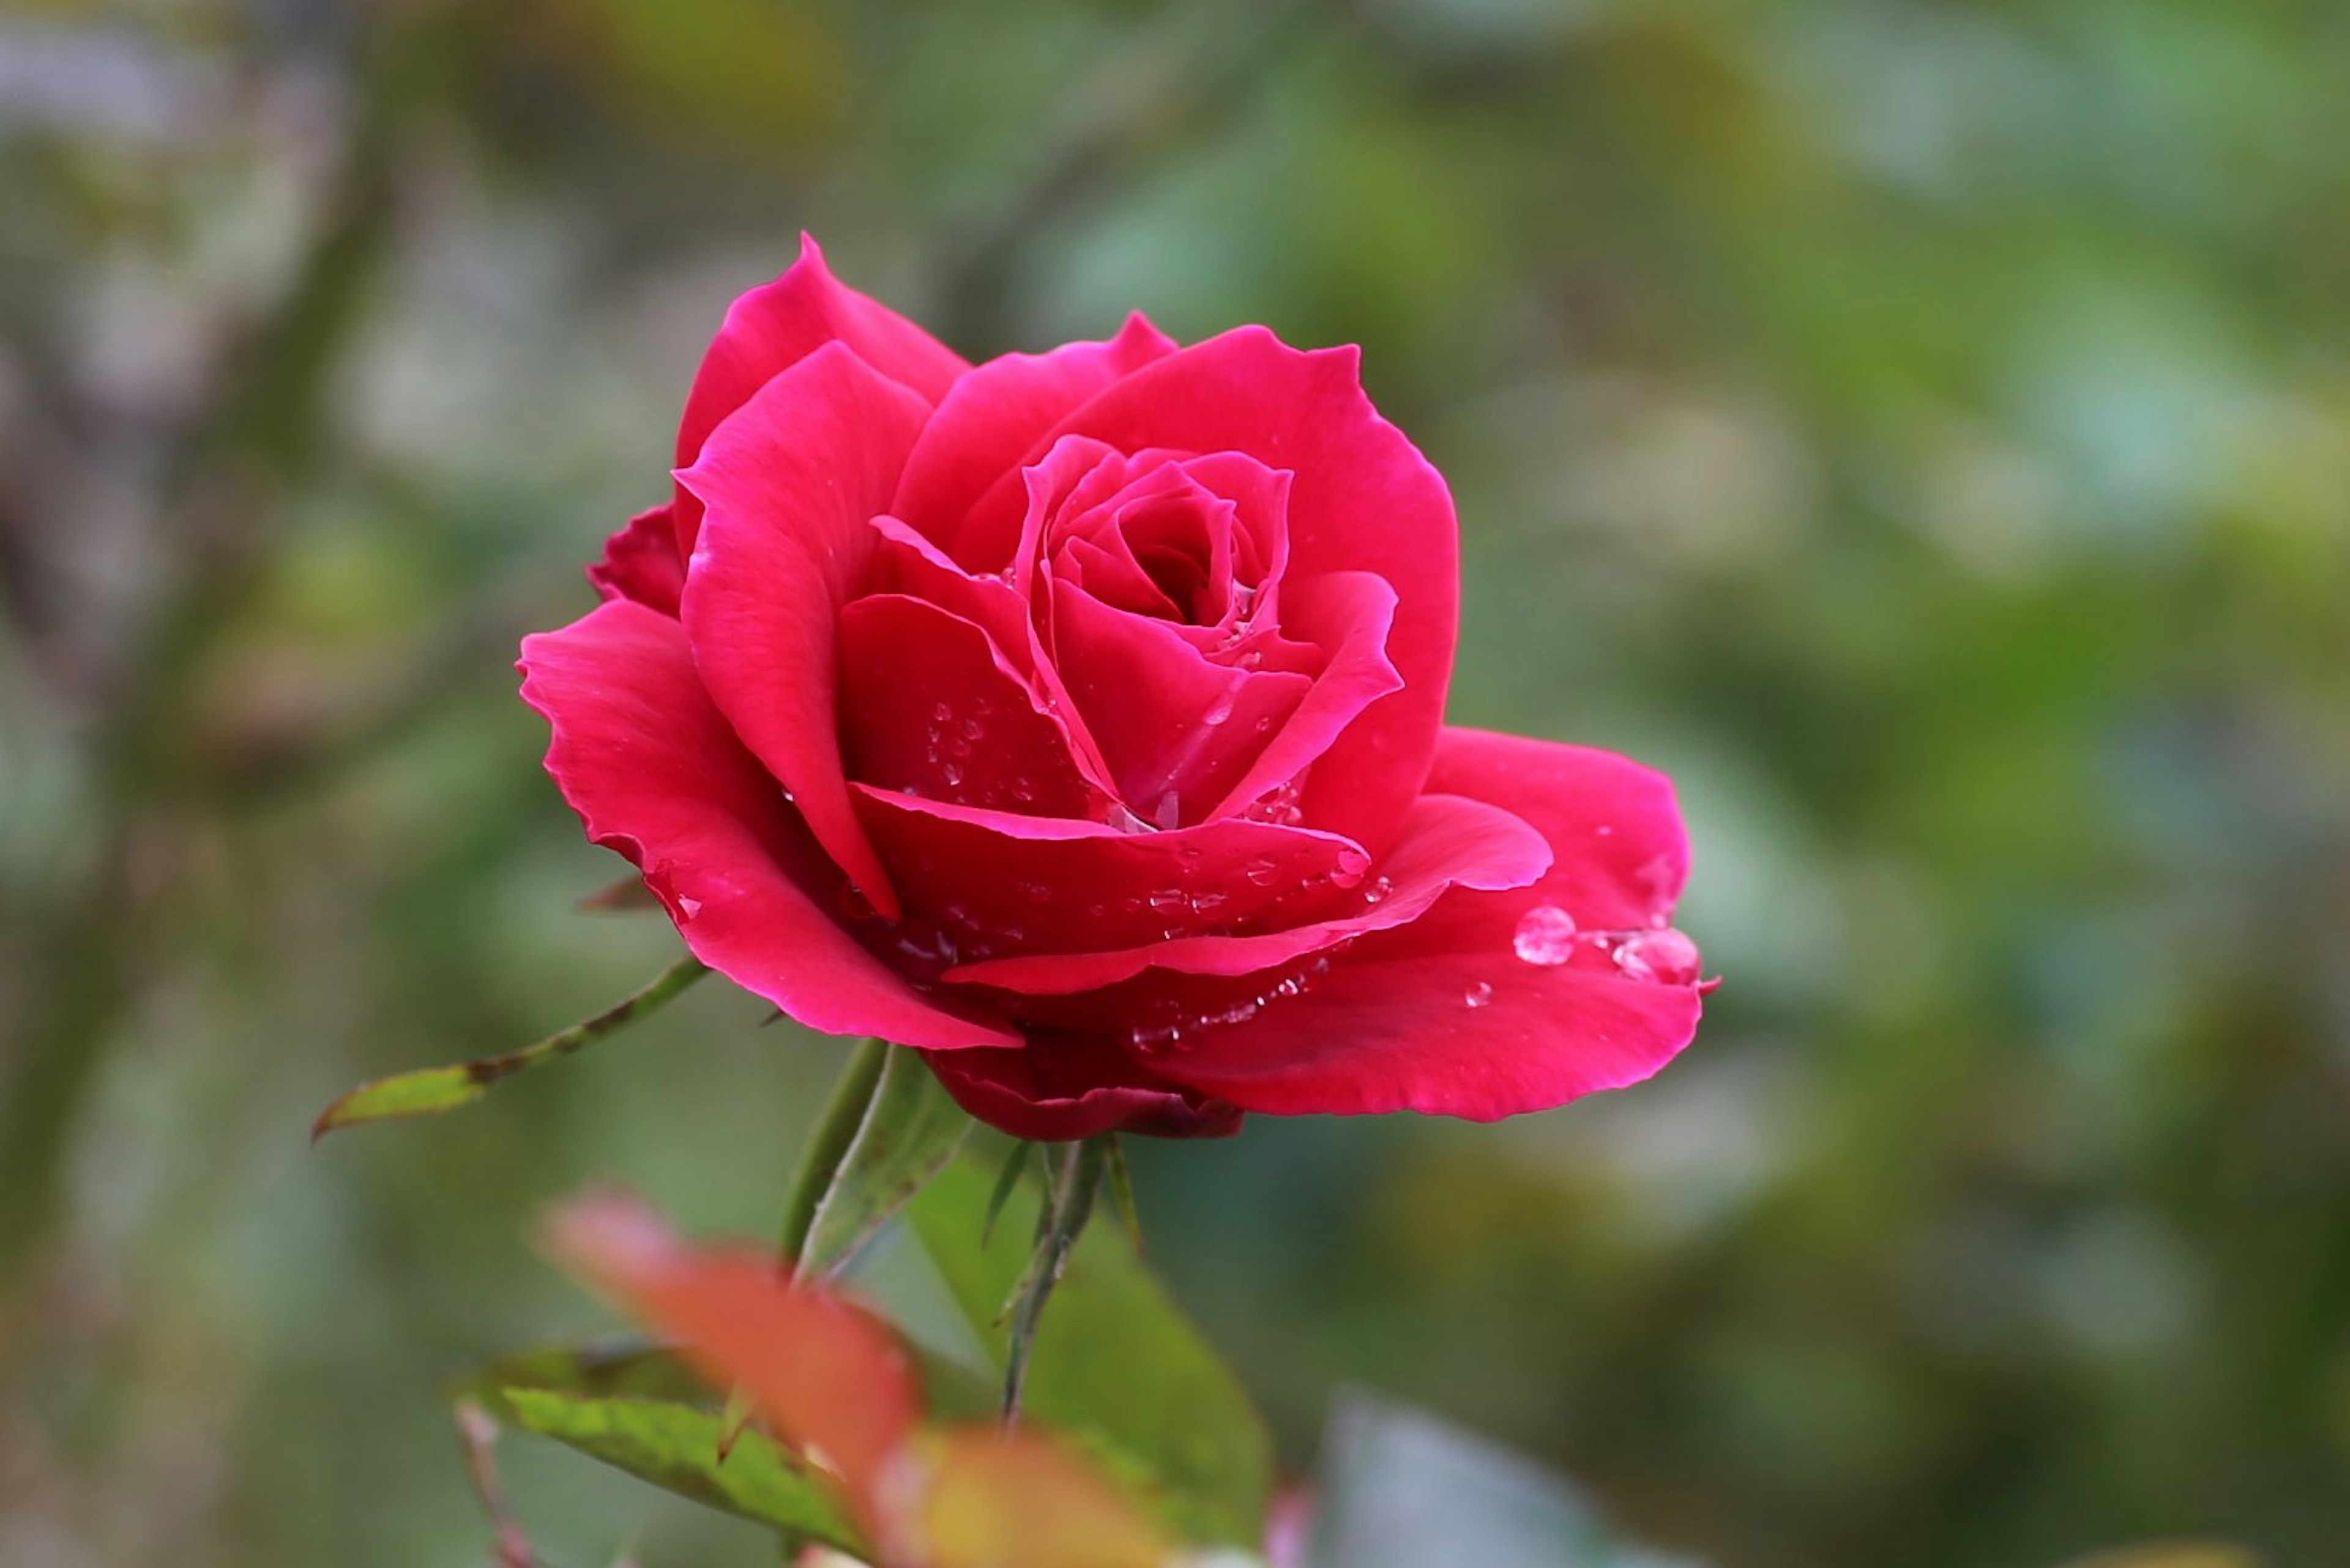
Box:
1192 890 1229 914
1613 927 1702 985
941 760 966 788
1013 879 1051 904
960 716 985 741
1153 791 1182 832
1243 859 1278 886
1253 715 1274 733
1106 802 1154 834
1512 904 1580 966
1147 888 1186 914
1202 690 1236 726
931 701 953 722
1362 875 1393 906
676 895 704 919
1124 1020 1188 1056
1463 980 1494 1009
1010 776 1039 804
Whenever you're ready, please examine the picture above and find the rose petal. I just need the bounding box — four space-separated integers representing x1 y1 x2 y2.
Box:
920 1039 1240 1141
942 792 1548 995
1048 584 1311 823
518 600 1017 1050
837 593 1100 818
851 786 1372 965
1206 569 1403 819
956 327 1456 850
679 342 934 922
890 313 1177 551
587 504 687 617
1427 725 1690 928
671 234 968 552
1146 728 1702 1118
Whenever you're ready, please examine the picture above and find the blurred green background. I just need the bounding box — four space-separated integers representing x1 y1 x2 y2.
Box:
4 1 2348 1564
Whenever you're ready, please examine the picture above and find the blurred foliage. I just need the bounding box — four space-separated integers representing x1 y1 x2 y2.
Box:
1 1 2346 1566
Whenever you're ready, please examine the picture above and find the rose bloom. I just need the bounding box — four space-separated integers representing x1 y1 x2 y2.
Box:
522 237 1707 1140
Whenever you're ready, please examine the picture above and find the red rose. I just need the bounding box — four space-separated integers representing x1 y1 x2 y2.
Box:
522 236 1706 1140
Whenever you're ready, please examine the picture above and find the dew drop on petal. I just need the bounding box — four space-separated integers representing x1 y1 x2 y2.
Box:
676 895 704 920
1153 791 1183 832
1203 690 1236 726
1463 980 1493 1009
1147 887 1186 914
1362 874 1393 906
1613 927 1702 985
1243 859 1277 886
931 701 953 723
1512 904 1580 966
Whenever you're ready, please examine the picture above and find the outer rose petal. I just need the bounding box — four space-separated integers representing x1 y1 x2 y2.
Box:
851 788 1373 962
1152 729 1702 1118
679 342 934 922
588 504 687 617
959 327 1457 851
672 234 968 552
921 1039 1240 1141
890 313 1179 547
942 791 1547 995
518 599 1016 1051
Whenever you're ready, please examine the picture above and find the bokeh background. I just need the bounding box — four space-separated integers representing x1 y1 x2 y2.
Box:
4 1 2348 1564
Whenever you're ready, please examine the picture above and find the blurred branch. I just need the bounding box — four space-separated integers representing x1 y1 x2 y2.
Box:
0 4 483 1312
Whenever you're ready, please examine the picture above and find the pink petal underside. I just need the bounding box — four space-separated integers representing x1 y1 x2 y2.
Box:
952 327 1458 851
1205 569 1403 819
849 786 1374 965
1143 727 1704 1118
835 592 1100 819
920 1040 1242 1141
587 504 687 618
517 599 1017 1051
1046 583 1310 822
670 236 967 555
890 314 1178 550
943 791 1549 996
677 342 933 922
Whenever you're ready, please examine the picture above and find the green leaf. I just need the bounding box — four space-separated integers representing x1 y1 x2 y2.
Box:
499 1389 865 1553
904 1151 1274 1548
801 1044 973 1276
311 956 707 1138
1308 1392 1701 1568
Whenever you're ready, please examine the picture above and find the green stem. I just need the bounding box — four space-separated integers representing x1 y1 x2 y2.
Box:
309 954 709 1138
1002 1137 1110 1425
777 1038 888 1275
